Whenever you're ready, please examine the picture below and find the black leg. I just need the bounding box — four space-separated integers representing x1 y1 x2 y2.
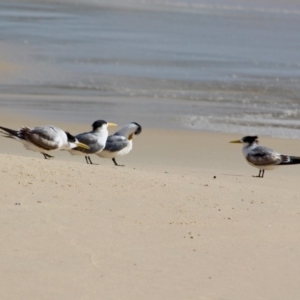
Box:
42 153 54 159
253 169 264 178
85 156 98 165
112 158 124 167
87 156 93 164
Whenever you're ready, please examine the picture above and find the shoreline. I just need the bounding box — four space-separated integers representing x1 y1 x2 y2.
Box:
2 95 300 140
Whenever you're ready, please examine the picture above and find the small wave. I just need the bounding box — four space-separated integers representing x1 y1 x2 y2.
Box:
159 1 300 16
181 112 300 139
90 0 300 16
48 0 300 16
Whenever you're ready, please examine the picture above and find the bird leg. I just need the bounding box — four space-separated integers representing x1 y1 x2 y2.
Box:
253 169 264 178
87 156 94 164
112 158 124 167
85 156 94 164
85 156 91 164
42 153 54 159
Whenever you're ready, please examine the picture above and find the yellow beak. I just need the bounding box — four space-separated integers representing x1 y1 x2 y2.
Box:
76 142 90 149
107 123 117 127
128 133 134 141
230 140 242 144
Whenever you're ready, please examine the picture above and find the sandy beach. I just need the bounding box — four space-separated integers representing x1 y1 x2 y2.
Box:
1 110 300 300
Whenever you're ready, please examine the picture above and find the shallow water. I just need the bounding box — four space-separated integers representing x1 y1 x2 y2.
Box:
1 0 300 137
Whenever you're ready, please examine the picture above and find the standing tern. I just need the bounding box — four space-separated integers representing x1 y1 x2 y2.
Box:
97 122 142 166
0 125 90 159
230 135 300 178
68 120 117 164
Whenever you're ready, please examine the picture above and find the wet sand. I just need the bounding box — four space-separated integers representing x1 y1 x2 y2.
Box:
0 59 20 82
1 110 300 299
2 0 300 138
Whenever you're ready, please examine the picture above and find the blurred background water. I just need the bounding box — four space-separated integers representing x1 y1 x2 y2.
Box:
1 0 300 137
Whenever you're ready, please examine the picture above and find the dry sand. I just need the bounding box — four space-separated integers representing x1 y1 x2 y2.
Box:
1 110 300 300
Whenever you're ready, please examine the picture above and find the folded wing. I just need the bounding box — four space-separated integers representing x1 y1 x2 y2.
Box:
73 132 102 154
23 127 60 150
246 146 282 166
104 135 129 152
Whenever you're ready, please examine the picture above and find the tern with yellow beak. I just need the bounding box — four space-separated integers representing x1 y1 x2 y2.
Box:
97 122 142 166
230 135 300 178
68 120 117 164
0 125 89 159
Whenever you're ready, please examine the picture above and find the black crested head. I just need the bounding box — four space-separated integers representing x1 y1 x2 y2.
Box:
241 136 258 144
131 122 142 135
65 131 76 143
92 120 107 131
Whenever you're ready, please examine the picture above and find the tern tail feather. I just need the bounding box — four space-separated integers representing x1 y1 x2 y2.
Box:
0 126 19 138
279 155 300 165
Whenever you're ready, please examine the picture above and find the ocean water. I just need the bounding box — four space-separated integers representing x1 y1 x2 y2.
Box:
1 0 300 137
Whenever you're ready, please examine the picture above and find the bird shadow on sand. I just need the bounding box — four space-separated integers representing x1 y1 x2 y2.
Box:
221 173 251 177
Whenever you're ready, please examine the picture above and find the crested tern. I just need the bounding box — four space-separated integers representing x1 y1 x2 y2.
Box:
230 135 300 178
97 122 142 166
68 120 117 164
0 125 89 159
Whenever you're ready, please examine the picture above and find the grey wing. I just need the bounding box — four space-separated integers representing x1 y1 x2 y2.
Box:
25 126 60 150
75 132 102 154
104 135 129 152
246 146 281 166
